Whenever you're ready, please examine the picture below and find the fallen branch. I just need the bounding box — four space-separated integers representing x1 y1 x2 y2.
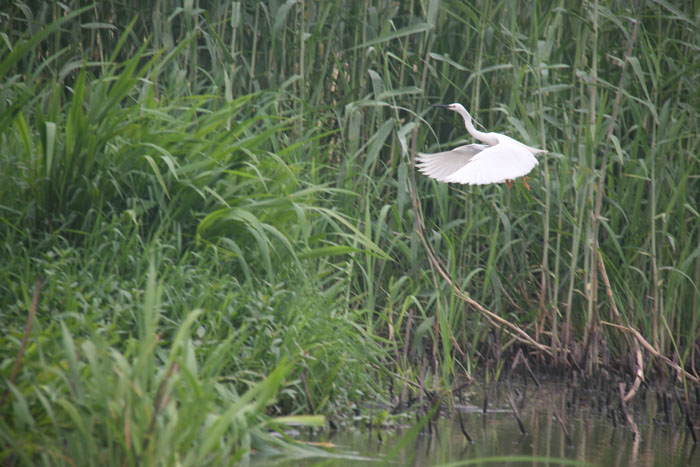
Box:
618 382 639 439
601 321 700 385
457 410 473 443
553 407 573 447
410 194 553 357
623 347 644 403
509 348 541 387
506 391 527 436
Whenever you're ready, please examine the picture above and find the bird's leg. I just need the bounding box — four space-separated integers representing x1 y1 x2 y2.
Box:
505 179 513 189
521 176 531 191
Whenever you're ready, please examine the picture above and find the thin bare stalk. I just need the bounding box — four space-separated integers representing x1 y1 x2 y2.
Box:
0 276 43 409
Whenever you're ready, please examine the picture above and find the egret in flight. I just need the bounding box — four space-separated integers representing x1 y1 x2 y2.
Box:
416 104 545 189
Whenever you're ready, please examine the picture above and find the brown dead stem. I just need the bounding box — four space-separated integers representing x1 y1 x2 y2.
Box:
601 321 700 385
0 276 43 409
411 195 553 357
597 249 645 399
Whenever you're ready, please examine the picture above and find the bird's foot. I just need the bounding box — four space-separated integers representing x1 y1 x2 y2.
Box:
505 179 513 189
521 177 531 191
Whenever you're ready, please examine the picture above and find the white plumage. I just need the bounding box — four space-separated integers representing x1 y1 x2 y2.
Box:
417 104 545 186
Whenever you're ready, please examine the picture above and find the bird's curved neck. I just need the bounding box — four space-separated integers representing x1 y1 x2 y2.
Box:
462 113 496 145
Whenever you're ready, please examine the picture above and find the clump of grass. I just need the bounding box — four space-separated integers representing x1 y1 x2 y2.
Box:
0 257 325 465
0 7 390 463
0 220 386 463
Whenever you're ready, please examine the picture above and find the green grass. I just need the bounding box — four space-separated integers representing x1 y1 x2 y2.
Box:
1 0 699 464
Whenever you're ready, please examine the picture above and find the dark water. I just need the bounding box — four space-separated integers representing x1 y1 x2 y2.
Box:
261 381 699 466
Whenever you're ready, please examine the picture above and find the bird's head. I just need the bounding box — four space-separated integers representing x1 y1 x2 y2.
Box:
434 103 470 119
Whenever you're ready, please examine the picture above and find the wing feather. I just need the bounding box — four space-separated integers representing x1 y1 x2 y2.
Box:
444 141 539 185
416 144 488 182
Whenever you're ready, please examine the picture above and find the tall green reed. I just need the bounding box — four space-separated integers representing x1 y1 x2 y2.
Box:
201 0 699 386
230 0 700 385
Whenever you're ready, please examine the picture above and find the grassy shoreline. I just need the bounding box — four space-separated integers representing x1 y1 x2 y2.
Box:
2 1 699 463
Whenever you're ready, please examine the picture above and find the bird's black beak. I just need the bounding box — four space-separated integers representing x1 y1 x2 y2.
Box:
433 104 450 109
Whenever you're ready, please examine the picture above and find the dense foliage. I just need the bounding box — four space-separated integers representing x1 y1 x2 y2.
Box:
1 1 699 464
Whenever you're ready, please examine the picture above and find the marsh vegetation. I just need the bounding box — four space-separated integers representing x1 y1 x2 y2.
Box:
1 1 699 464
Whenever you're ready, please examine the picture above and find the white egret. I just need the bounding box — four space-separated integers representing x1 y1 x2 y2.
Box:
417 104 545 189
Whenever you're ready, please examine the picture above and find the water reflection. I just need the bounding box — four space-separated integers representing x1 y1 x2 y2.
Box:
263 381 698 466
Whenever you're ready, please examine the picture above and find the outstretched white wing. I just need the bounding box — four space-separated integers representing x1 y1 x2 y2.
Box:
416 144 488 182
444 140 539 185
